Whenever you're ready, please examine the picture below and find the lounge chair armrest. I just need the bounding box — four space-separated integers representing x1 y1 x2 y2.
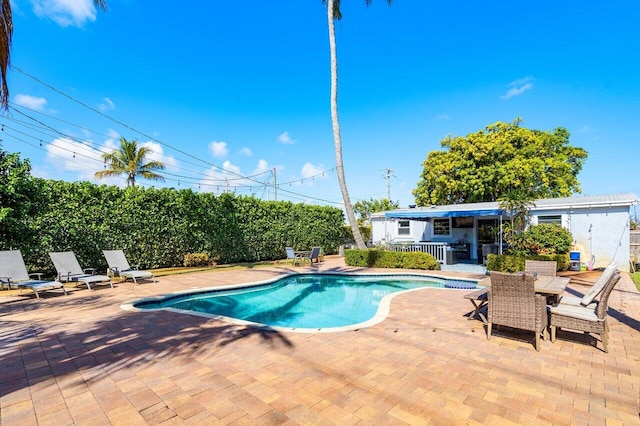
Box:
29 272 44 280
83 268 97 275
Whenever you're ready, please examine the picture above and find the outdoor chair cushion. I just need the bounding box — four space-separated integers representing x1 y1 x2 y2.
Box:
557 294 596 309
550 303 599 322
581 262 617 306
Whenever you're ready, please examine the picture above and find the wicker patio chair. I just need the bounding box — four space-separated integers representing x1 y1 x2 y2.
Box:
525 259 557 277
487 271 548 351
550 271 621 353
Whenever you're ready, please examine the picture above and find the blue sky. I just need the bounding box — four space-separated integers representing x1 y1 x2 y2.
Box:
4 0 640 210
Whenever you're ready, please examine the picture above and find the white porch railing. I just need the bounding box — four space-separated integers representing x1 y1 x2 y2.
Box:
388 242 448 263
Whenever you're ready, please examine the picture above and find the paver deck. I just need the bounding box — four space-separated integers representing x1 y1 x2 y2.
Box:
1 257 639 425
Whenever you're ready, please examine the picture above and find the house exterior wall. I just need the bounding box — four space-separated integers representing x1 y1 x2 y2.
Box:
372 203 633 270
371 217 428 244
530 206 631 270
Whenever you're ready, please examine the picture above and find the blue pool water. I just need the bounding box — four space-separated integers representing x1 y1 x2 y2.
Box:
133 273 477 331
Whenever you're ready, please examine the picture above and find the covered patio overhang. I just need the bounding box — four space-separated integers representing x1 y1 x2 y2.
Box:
384 208 504 220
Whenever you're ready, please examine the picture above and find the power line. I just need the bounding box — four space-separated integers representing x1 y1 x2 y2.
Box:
8 67 351 205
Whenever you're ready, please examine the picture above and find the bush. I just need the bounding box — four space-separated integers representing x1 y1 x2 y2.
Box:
525 223 573 255
487 253 570 272
505 223 573 257
344 249 440 270
1 176 345 274
184 253 213 267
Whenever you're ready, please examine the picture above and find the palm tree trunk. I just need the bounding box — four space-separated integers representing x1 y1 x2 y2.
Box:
327 0 366 250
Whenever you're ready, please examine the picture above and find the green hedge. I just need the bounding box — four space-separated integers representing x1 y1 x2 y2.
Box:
486 253 570 273
7 179 344 275
344 249 440 270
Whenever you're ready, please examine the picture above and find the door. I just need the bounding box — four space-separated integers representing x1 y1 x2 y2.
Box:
477 219 499 264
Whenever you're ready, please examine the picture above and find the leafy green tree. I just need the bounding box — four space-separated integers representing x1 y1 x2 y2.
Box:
323 0 392 249
354 198 400 225
0 143 41 249
95 137 165 187
0 1 107 108
413 118 588 206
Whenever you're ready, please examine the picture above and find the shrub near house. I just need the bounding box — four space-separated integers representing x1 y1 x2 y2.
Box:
487 223 573 272
344 249 440 270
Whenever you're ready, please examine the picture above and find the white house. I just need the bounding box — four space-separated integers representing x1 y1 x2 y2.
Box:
371 193 640 271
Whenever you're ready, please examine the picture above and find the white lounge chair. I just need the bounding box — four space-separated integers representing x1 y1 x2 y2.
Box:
0 250 67 298
103 250 155 285
49 251 113 291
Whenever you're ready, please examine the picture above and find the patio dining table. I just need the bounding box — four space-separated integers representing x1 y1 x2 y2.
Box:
465 275 570 324
294 250 312 265
533 275 571 303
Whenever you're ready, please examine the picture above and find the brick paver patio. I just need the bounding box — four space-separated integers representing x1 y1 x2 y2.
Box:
1 257 639 425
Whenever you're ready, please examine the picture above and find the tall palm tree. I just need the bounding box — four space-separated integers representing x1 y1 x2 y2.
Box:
95 137 165 187
324 0 392 250
0 0 107 109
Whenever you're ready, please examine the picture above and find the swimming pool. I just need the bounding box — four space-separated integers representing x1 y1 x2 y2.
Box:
124 273 479 332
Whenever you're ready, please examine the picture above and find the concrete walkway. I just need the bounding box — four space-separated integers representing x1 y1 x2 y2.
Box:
1 257 639 425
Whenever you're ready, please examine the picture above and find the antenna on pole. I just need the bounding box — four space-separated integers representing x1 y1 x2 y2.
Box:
381 168 396 200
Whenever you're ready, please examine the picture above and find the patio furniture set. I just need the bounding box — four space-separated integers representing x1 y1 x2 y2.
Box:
0 249 155 298
465 260 620 353
285 246 321 266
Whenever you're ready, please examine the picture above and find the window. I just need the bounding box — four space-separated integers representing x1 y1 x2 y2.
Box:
398 220 411 235
537 215 562 225
432 218 451 236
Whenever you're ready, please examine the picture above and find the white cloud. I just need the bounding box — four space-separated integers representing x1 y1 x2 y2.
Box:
106 129 120 139
501 76 535 100
208 141 229 158
199 160 243 193
31 0 100 27
14 94 48 111
43 136 178 186
140 141 178 170
46 137 104 181
300 163 329 184
197 159 281 194
278 131 295 145
253 159 270 175
436 113 450 120
239 147 253 156
98 97 115 112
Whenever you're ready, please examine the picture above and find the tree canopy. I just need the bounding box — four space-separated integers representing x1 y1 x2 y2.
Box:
354 198 399 225
413 119 588 206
